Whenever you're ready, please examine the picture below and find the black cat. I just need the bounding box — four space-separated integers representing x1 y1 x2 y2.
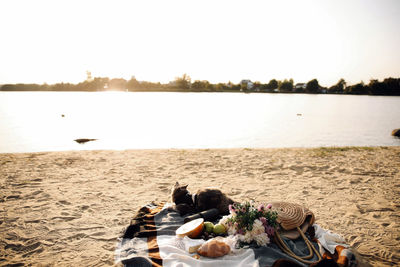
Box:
171 181 235 216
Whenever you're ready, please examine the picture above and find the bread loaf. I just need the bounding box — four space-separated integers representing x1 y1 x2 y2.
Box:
197 238 230 258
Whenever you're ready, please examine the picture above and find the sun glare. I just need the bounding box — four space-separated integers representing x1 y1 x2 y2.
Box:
0 0 399 85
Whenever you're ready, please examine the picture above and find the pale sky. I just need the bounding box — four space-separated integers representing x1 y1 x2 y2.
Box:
1 0 399 86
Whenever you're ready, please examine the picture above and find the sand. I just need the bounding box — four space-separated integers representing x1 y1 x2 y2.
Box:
1 147 399 266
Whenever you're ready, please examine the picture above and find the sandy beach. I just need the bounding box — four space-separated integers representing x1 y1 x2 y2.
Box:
1 147 399 266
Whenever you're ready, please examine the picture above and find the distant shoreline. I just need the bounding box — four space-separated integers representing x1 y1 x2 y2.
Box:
1 75 400 96
1 89 400 97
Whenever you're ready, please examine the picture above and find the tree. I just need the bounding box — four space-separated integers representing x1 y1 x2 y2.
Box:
337 78 346 89
230 83 241 91
1 84 16 91
328 78 346 94
382 77 400 96
368 79 386 95
345 82 368 95
191 80 214 92
267 79 278 90
174 74 191 90
215 83 227 92
305 79 319 93
52 82 75 91
93 77 109 91
279 79 293 92
108 78 127 91
127 76 141 91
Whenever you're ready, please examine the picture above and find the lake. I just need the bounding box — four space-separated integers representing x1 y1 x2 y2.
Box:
0 91 399 153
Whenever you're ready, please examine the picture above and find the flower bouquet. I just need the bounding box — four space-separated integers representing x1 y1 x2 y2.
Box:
219 201 278 246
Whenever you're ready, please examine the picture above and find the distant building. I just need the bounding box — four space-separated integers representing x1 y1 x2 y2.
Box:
240 79 254 90
294 83 306 92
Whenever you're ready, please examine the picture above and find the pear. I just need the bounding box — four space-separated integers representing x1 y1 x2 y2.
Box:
204 221 214 233
213 224 226 235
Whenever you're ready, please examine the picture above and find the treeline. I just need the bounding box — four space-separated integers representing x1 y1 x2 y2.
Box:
324 78 400 96
1 75 399 96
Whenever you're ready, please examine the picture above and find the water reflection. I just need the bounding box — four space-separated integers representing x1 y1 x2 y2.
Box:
0 92 399 153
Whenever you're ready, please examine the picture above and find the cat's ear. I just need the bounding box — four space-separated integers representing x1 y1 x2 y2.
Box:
174 181 188 189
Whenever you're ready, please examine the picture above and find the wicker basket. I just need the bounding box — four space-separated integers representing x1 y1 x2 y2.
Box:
270 202 321 264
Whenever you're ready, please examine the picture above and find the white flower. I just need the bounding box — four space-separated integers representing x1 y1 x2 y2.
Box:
218 215 231 227
253 232 270 246
227 227 237 236
239 231 254 244
252 219 265 235
218 215 238 235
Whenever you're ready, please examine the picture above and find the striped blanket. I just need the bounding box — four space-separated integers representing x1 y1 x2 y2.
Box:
115 202 358 267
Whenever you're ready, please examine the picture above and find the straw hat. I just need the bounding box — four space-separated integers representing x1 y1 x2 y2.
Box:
270 202 315 239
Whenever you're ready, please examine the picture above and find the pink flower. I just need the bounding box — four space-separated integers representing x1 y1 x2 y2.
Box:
229 204 235 213
257 204 265 211
265 226 275 236
259 217 267 225
266 203 272 209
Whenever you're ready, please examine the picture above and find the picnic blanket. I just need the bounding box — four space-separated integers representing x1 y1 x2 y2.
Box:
115 202 358 267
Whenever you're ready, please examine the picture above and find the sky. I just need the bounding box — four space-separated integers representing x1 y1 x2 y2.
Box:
0 0 399 87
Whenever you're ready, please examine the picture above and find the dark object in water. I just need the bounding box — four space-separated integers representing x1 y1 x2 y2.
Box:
183 208 219 223
74 138 97 144
392 129 400 137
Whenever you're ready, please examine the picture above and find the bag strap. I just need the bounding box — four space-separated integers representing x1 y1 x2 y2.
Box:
274 226 322 265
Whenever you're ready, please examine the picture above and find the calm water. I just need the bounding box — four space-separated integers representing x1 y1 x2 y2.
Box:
0 91 399 153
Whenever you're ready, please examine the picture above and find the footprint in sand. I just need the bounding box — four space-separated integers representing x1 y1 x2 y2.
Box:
350 178 363 184
57 200 72 205
5 241 43 257
90 231 106 237
24 219 41 224
230 189 241 196
36 193 51 202
79 205 90 211
6 195 21 200
289 166 304 175
245 189 257 194
65 233 87 241
158 185 170 192
31 190 43 196
51 216 79 222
